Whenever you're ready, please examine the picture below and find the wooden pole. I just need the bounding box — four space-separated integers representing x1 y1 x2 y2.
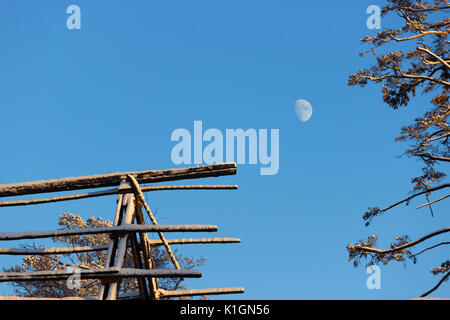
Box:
158 287 245 298
117 287 245 300
0 296 97 300
0 238 241 255
134 202 160 299
0 224 218 241
0 245 107 255
127 174 181 270
129 232 149 300
0 185 237 208
0 163 237 198
97 183 126 300
104 193 136 300
0 268 202 283
150 237 241 245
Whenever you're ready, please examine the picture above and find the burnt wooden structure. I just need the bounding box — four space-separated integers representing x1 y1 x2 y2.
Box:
0 163 243 300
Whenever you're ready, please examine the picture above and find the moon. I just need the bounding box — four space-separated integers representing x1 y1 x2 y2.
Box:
295 99 313 122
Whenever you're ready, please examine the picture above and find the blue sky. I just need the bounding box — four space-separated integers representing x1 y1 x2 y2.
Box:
0 0 448 299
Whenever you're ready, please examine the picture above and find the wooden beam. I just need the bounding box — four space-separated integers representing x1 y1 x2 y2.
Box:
0 238 241 255
97 185 126 300
0 245 107 255
0 185 238 208
0 287 245 300
159 287 245 298
0 224 218 241
128 174 181 270
118 287 245 300
134 200 160 299
0 296 97 300
0 268 202 283
0 163 236 198
151 237 241 245
129 232 149 300
104 193 135 300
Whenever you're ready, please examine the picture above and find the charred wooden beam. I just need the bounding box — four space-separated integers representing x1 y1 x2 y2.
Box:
0 224 218 241
0 163 237 198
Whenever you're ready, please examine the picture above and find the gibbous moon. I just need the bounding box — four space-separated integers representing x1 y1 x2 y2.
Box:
295 99 313 122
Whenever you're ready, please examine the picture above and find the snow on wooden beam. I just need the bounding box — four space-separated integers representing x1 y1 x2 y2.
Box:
158 287 245 298
118 287 245 300
150 237 241 246
0 185 238 207
0 224 218 241
0 163 237 198
0 296 97 300
0 238 241 255
0 245 108 255
0 267 201 283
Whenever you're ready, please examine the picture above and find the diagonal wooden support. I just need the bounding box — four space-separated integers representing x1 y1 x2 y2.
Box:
134 201 160 299
127 174 181 270
129 233 149 300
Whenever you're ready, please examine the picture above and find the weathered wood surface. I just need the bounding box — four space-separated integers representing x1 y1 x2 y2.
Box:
128 174 181 270
0 224 218 241
97 185 126 300
0 286 245 299
151 237 241 245
0 245 107 255
0 163 237 198
0 296 97 300
159 287 245 298
133 198 159 299
104 193 135 300
118 287 245 299
0 267 202 282
0 185 238 207
0 238 241 255
129 231 149 300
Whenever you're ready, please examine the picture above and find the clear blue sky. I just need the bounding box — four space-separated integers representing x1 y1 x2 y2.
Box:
0 0 448 299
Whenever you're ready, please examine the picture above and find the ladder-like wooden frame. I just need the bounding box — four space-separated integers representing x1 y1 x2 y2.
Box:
0 163 244 300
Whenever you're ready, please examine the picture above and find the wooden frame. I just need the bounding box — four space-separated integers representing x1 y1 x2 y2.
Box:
0 163 243 300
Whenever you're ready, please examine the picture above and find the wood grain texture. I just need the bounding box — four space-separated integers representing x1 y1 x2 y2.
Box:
0 267 202 282
0 224 218 241
0 163 236 197
0 185 238 207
